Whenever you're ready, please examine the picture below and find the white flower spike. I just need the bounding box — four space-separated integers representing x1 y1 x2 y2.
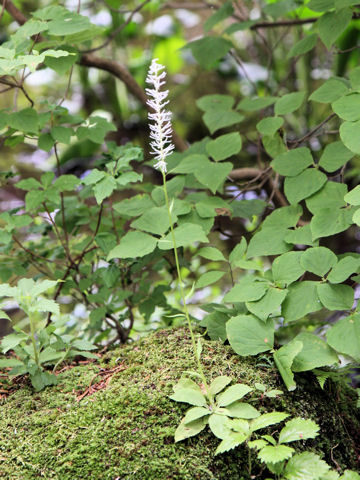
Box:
145 59 175 173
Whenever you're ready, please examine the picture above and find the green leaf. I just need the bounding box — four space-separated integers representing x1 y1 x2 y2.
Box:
248 439 268 450
317 8 352 50
318 141 353 172
206 133 242 161
352 207 360 226
209 376 232 396
198 246 226 262
107 231 157 260
317 283 354 310
216 384 253 406
264 205 303 229
38 133 55 152
291 332 339 372
328 256 359 283
1 333 28 353
174 416 208 442
284 452 330 480
279 418 319 444
208 413 233 439
72 339 96 351
38 347 63 364
76 116 116 144
309 78 349 103
271 148 313 176
8 108 39 133
158 223 208 250
187 37 232 70
152 176 185 206
203 110 244 134
282 281 322 322
272 252 305 286
199 311 228 342
258 444 294 464
326 314 360 362
196 271 225 289
228 238 247 265
53 174 80 192
215 432 248 455
30 279 58 296
223 276 268 302
226 315 274 356
47 10 93 35
340 472 360 480
197 94 235 112
195 196 231 218
284 168 327 204
274 92 305 115
113 194 155 218
256 116 284 136
345 185 360 205
45 47 78 74
0 358 24 368
232 199 267 219
131 206 174 235
263 132 287 157
246 287 288 321
171 154 208 174
204 0 234 31
332 93 360 121
224 402 260 419
308 0 334 11
340 120 360 154
306 181 347 213
194 161 233 193
246 227 292 258
51 126 73 144
16 178 42 191
287 33 317 58
310 207 354 240
41 171 55 188
349 66 360 90
238 97 277 111
274 341 303 391
183 406 211 424
35 298 60 315
250 412 290 432
300 246 337 277
170 387 207 407
93 176 117 204
82 169 107 186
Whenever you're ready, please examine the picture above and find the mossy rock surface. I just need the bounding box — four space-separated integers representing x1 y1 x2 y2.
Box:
0 327 359 479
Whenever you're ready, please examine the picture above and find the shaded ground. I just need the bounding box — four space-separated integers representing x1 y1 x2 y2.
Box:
0 327 359 479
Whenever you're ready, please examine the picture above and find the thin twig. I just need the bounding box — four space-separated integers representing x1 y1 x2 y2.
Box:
0 0 6 22
288 113 336 147
82 0 151 54
54 144 71 255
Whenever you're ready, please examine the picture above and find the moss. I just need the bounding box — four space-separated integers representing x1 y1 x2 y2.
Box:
0 327 359 479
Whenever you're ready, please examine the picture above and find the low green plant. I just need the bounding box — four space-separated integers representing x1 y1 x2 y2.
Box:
0 278 97 391
171 376 360 479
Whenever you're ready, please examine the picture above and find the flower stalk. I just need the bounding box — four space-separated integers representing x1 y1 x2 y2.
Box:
146 59 213 405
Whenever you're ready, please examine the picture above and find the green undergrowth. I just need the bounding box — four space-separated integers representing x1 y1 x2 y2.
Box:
0 327 359 479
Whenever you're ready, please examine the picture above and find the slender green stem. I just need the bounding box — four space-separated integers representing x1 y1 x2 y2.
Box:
29 313 40 366
248 447 252 476
161 171 214 406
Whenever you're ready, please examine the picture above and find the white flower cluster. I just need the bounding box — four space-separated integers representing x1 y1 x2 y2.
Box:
145 58 175 173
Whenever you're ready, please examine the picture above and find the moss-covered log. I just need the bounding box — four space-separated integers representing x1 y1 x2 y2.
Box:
0 328 359 479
